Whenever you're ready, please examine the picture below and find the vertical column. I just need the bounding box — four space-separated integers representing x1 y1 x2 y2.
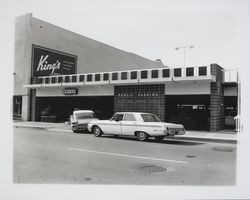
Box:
210 64 225 131
30 89 40 121
21 95 29 121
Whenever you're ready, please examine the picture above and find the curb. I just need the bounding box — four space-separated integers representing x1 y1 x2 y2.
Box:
173 136 237 144
47 128 72 133
13 125 237 144
13 125 53 130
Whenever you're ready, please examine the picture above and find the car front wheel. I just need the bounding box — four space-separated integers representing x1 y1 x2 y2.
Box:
137 132 148 141
93 126 102 137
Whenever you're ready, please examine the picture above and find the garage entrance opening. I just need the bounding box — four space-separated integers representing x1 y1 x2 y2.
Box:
37 96 114 122
165 95 210 130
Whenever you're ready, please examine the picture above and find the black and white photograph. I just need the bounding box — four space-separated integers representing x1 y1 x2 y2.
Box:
0 0 250 199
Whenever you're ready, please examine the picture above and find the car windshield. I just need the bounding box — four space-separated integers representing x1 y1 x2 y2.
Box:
141 114 161 122
75 112 96 119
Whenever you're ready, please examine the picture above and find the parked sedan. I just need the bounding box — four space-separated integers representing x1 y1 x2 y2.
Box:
71 110 97 133
87 112 186 141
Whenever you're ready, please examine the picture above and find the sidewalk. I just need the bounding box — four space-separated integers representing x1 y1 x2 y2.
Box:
13 121 237 144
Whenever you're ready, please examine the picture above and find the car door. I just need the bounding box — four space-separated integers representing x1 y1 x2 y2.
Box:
121 113 137 136
108 113 123 135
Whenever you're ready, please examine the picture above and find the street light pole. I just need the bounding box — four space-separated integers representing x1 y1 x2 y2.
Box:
175 45 194 68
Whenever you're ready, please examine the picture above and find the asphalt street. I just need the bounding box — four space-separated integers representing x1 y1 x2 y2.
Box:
13 127 236 185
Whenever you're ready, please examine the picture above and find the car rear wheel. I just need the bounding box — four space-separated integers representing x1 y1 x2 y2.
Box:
93 126 102 137
137 132 148 141
154 136 165 141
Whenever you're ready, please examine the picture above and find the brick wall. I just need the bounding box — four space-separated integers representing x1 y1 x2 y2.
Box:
210 64 225 131
114 84 165 121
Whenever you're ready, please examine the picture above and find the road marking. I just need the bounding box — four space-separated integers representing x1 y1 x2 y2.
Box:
68 147 188 164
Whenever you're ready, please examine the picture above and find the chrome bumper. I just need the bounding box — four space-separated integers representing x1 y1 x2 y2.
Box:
165 128 186 136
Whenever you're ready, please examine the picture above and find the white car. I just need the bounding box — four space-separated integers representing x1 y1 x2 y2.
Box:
71 110 97 133
88 112 186 141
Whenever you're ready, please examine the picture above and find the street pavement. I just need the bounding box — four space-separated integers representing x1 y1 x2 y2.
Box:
13 127 236 185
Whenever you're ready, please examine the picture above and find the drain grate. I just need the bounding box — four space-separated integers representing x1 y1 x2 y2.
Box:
186 155 196 158
141 165 167 173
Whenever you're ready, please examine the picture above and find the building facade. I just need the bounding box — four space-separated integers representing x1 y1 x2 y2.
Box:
13 13 238 131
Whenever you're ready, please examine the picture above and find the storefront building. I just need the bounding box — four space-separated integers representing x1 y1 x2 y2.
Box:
13 13 238 131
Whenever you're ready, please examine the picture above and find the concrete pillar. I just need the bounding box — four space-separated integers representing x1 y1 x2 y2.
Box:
21 95 29 121
210 64 225 131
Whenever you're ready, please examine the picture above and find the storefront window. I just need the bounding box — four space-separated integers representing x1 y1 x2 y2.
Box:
13 96 22 117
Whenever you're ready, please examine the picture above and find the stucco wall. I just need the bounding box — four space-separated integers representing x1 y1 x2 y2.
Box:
14 13 166 120
30 15 165 74
165 82 210 95
14 13 33 96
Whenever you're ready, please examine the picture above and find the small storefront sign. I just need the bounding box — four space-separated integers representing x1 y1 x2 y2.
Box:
32 45 77 77
63 88 78 95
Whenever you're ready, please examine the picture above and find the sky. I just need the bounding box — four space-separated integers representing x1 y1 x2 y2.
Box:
0 0 250 199
0 0 249 70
